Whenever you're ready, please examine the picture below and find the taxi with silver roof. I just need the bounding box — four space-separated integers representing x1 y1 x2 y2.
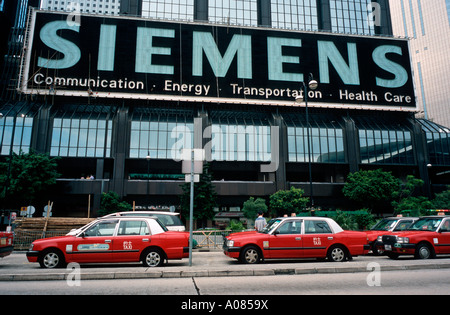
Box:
27 216 189 268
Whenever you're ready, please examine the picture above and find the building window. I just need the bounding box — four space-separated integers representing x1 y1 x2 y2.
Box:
0 115 33 155
50 118 112 158
271 0 319 31
419 119 450 166
141 0 195 21
210 111 271 162
446 0 450 26
329 0 375 35
286 114 345 163
356 118 414 165
209 0 258 26
129 110 194 160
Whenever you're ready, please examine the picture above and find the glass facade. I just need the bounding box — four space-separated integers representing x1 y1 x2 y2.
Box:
141 0 195 21
330 0 375 35
271 0 318 31
285 114 345 163
137 0 385 35
419 119 450 166
0 115 33 155
390 0 450 128
50 105 113 158
356 117 414 165
40 0 121 15
209 0 258 26
210 111 271 162
129 108 194 160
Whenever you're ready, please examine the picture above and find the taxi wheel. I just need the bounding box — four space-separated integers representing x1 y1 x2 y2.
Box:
240 246 261 264
415 243 434 259
39 249 65 269
142 248 165 267
327 245 348 262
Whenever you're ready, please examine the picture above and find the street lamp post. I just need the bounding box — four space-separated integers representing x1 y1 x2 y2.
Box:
295 74 318 209
146 152 150 209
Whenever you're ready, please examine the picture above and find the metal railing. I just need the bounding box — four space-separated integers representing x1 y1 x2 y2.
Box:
13 230 68 251
13 229 251 251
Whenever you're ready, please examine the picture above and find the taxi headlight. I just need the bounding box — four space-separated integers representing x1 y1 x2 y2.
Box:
397 237 409 244
377 236 383 242
29 243 34 251
227 240 235 247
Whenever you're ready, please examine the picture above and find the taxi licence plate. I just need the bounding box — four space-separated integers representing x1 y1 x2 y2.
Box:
384 245 392 251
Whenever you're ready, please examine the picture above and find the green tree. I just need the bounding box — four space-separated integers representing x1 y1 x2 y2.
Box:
331 210 358 230
352 209 376 230
392 175 424 203
0 151 60 209
391 175 431 216
432 186 450 209
227 219 245 232
242 197 268 220
98 191 132 216
269 187 308 216
393 196 433 217
180 163 217 227
342 169 400 212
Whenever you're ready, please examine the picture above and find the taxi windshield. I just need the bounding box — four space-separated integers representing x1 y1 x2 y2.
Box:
407 217 443 232
371 219 397 231
260 218 283 234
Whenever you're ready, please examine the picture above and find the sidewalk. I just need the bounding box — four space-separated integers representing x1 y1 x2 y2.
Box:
1 250 450 281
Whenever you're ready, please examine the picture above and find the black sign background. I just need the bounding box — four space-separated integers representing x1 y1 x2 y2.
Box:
22 11 416 108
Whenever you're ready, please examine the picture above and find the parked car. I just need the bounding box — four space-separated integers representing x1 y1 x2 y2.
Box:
27 217 189 268
0 232 14 258
365 216 418 255
381 215 450 259
223 217 370 264
102 211 185 231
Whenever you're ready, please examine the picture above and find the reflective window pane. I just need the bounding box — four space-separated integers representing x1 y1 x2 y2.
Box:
50 117 112 158
129 110 194 160
271 0 319 31
0 116 33 155
356 118 414 165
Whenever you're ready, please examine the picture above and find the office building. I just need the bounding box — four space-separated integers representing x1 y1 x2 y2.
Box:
389 0 450 128
1 1 449 223
39 0 121 15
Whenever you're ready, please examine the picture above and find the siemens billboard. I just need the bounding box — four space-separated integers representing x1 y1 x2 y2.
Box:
20 10 416 109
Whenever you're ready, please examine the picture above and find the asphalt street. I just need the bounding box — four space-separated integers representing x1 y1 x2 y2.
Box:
1 250 450 281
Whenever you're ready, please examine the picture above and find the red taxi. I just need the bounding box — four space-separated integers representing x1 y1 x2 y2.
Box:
27 217 189 268
223 217 370 263
381 216 450 259
365 216 418 255
0 232 14 258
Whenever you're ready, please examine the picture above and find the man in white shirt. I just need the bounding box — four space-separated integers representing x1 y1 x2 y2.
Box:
254 211 266 232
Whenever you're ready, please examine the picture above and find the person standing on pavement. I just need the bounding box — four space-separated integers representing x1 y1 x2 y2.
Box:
255 211 266 232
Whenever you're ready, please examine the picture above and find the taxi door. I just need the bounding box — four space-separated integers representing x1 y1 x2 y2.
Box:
267 220 303 259
436 218 450 254
112 220 151 262
301 220 335 258
70 220 118 263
